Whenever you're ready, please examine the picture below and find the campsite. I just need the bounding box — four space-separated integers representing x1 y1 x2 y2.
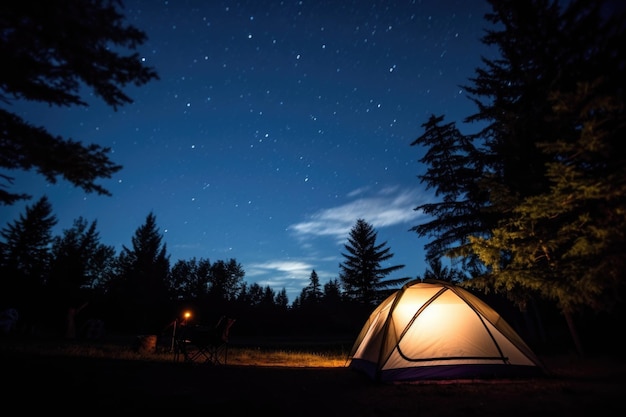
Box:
1 279 624 416
1 1 624 414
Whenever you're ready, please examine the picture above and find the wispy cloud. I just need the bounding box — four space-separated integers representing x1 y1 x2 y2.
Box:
288 186 429 243
246 259 316 296
247 260 313 276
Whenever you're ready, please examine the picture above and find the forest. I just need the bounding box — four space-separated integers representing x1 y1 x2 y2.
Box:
1 0 624 358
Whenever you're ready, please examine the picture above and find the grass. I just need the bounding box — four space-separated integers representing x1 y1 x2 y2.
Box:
225 347 350 367
3 335 624 378
0 336 352 368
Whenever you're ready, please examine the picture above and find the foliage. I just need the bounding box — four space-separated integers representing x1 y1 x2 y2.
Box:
339 219 409 305
0 196 57 309
411 0 625 319
469 77 626 314
274 288 289 309
106 212 171 333
209 258 245 301
410 115 491 275
297 270 323 306
323 279 342 304
169 257 212 301
47 217 116 309
420 258 464 283
0 0 159 205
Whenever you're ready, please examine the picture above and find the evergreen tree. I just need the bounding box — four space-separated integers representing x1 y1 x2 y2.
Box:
246 282 265 307
274 288 289 310
410 114 490 274
47 216 115 304
0 0 159 205
411 0 625 354
260 285 276 308
339 219 409 305
108 212 170 333
469 77 626 354
322 278 342 304
301 269 323 306
421 258 464 283
465 0 625 309
0 196 57 312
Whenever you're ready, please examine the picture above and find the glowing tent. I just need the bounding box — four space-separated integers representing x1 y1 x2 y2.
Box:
348 279 545 382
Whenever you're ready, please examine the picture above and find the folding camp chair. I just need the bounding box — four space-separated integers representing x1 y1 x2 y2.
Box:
202 316 236 365
174 316 236 365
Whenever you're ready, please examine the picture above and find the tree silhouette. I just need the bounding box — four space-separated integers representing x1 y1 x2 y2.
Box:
274 288 289 310
299 269 323 306
209 258 245 302
339 219 409 305
0 1 159 205
0 196 57 296
410 114 489 275
421 258 463 283
243 282 265 307
411 0 626 355
47 217 116 324
108 212 170 333
322 279 342 305
0 195 57 330
169 257 212 301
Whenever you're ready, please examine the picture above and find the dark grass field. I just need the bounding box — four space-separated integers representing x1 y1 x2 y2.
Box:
2 346 625 416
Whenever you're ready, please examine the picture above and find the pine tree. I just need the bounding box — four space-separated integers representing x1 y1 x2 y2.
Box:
422 258 463 283
0 196 57 307
109 212 170 333
465 0 625 310
301 270 323 305
322 279 342 304
410 114 490 274
274 288 289 310
339 219 409 305
469 77 625 351
410 0 625 354
47 217 116 304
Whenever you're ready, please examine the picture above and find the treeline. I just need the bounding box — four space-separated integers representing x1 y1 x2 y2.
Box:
0 199 407 340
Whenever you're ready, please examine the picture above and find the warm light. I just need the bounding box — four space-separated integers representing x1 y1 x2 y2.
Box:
181 310 192 325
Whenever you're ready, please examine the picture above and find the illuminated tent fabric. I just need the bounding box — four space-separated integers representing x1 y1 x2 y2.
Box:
348 279 545 382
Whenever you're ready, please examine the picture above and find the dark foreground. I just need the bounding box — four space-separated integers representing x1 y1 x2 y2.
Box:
3 350 625 416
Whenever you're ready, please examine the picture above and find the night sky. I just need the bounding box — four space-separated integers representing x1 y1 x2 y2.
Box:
0 0 496 302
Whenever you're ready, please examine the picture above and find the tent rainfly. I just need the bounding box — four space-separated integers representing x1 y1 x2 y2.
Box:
348 279 546 382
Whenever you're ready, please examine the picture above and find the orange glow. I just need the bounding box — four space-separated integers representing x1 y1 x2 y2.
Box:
181 311 192 325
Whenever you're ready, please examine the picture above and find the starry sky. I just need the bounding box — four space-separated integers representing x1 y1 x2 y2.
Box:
1 0 497 302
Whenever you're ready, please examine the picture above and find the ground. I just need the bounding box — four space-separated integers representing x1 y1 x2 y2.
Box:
2 348 624 415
